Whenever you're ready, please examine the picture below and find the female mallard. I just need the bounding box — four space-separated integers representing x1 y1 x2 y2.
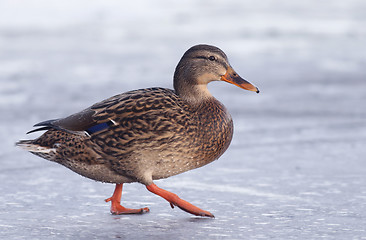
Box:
17 44 259 218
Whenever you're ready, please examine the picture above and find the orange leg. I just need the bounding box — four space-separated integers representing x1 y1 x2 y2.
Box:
146 183 214 218
105 184 149 215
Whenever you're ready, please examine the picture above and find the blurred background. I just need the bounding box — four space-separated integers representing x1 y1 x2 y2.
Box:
1 0 365 239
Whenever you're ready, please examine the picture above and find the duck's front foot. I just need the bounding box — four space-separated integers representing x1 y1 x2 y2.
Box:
105 197 149 214
146 183 214 218
105 184 149 215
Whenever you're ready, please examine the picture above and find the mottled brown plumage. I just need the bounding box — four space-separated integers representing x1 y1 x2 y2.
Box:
17 44 259 217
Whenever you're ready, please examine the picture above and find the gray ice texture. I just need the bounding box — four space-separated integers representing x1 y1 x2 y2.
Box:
1 0 365 239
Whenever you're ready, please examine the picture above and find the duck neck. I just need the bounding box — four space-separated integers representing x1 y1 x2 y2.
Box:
180 85 214 106
175 78 232 128
174 75 214 106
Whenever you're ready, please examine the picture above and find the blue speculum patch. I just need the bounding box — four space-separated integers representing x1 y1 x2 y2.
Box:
86 122 111 134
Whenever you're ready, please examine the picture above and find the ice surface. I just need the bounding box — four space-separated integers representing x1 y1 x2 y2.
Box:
1 0 366 239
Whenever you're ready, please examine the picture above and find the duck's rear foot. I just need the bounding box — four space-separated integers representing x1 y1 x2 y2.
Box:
146 183 214 218
105 183 149 215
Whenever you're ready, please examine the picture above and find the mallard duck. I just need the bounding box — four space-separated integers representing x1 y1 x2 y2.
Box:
17 44 259 218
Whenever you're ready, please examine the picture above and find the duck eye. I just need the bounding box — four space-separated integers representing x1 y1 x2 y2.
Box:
208 56 216 61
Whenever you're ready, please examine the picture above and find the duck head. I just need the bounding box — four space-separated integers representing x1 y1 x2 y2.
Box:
174 44 259 104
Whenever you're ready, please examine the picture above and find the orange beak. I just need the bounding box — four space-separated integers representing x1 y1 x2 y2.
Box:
220 66 259 93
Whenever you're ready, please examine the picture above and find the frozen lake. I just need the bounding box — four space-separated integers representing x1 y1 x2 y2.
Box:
1 0 366 239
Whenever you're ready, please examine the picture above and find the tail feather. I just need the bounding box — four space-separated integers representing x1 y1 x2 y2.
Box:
16 140 57 154
33 119 58 127
27 126 53 134
26 119 60 134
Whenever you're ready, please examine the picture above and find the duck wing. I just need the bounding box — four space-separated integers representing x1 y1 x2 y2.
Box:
28 88 186 137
